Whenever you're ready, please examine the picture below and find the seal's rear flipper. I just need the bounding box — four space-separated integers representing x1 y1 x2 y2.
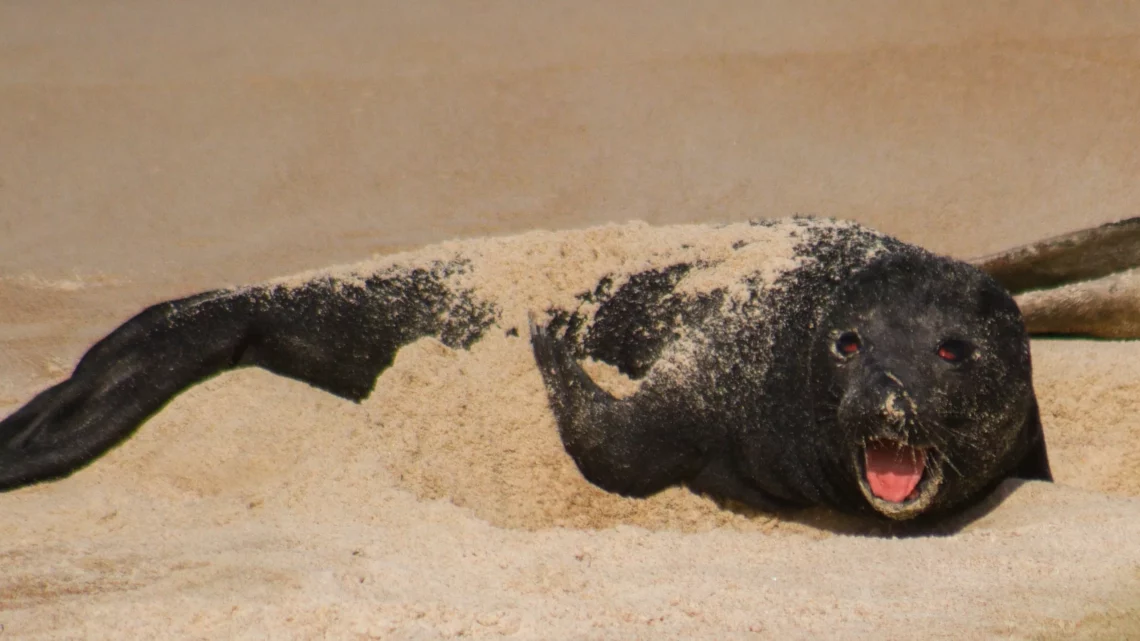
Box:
973 217 1140 338
0 267 495 491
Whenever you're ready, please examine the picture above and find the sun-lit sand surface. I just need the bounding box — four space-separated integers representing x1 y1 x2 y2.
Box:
2 2 1139 638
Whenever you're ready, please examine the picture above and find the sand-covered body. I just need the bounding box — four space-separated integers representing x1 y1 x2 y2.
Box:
0 218 1048 525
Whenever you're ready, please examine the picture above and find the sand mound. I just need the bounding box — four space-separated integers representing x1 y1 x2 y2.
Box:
3 223 1140 639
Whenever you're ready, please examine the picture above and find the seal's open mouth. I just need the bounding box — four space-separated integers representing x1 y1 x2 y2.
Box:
855 439 944 520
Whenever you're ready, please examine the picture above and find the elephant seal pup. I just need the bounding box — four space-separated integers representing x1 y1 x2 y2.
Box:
0 218 1052 524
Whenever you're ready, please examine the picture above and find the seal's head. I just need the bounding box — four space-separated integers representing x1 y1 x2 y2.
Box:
810 252 1047 521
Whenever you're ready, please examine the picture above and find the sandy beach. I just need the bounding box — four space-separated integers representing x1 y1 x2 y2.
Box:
1 2 1139 638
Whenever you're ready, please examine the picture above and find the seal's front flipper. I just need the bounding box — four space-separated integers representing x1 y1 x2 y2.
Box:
973 217 1140 338
529 314 706 498
1011 401 1052 482
1013 434 1052 482
0 267 495 491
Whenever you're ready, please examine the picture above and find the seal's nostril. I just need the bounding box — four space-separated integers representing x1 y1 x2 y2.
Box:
885 393 903 416
880 391 907 425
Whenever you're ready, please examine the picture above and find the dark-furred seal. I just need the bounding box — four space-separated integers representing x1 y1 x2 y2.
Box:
0 218 1058 524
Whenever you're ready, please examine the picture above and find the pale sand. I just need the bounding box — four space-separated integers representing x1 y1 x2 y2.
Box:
2 2 1140 638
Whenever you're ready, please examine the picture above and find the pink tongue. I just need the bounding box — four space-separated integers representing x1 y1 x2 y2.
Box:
864 443 926 503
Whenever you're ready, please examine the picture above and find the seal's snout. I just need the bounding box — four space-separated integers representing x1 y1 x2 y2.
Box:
839 366 917 441
838 365 947 519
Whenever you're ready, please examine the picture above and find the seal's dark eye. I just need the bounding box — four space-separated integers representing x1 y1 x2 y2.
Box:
937 339 973 363
833 331 861 358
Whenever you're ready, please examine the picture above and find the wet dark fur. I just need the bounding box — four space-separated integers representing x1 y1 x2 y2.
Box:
0 220 1051 524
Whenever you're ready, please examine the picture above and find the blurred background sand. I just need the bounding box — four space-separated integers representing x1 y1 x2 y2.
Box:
1 1 1139 638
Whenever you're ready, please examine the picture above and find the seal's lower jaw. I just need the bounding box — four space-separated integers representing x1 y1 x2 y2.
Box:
855 440 945 521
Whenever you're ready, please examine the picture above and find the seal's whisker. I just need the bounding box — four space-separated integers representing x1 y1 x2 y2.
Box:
916 427 965 478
